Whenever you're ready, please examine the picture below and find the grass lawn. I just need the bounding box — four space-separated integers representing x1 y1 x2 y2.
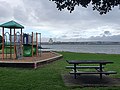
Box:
0 52 120 90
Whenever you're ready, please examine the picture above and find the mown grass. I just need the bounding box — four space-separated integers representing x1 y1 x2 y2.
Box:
0 52 120 90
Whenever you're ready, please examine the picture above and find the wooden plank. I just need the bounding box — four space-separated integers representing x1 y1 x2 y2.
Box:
70 71 117 75
66 66 104 69
66 60 113 64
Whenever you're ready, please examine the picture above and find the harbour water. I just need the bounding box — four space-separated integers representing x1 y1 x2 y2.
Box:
42 44 120 54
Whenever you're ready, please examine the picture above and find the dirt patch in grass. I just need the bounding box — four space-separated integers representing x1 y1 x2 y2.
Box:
62 74 120 87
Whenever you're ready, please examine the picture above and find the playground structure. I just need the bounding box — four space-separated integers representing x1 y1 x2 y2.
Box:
0 20 63 68
0 20 41 60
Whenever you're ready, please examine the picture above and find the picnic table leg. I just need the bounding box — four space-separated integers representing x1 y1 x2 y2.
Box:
100 63 103 79
74 64 77 79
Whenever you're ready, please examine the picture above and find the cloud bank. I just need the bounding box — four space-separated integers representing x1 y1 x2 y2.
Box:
0 0 120 42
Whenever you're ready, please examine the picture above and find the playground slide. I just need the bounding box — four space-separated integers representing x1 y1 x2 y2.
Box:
23 45 36 57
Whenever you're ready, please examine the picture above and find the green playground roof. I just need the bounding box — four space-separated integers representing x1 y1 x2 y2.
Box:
0 20 24 29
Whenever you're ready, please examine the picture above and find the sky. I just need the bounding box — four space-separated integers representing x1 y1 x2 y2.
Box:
0 0 120 42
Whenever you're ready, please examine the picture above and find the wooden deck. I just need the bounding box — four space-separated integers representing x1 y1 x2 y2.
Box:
0 51 63 68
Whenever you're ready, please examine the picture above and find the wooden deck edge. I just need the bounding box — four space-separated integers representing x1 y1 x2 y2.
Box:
34 52 63 69
0 52 63 68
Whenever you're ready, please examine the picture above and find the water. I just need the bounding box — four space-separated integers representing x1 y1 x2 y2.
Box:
41 44 120 54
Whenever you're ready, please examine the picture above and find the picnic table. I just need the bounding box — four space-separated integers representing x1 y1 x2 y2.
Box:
66 60 117 79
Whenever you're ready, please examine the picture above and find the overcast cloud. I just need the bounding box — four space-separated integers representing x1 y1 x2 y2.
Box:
0 0 120 42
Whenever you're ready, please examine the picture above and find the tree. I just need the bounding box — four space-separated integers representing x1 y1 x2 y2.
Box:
49 0 120 15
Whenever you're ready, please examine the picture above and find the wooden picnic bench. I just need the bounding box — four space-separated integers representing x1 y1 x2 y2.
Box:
66 60 117 79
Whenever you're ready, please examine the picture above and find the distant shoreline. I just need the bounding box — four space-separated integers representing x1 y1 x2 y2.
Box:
41 41 120 45
41 44 120 54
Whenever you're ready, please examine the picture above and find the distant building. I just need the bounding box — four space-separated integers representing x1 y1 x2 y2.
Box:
49 38 53 44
